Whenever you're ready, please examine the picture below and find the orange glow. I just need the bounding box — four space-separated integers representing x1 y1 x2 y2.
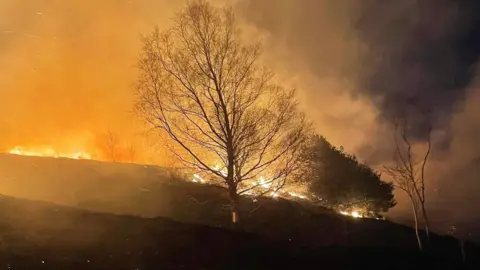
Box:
190 164 312 201
4 135 150 164
8 146 92 160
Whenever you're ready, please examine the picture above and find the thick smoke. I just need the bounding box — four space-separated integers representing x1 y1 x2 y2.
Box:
355 0 480 142
238 0 480 146
236 0 385 157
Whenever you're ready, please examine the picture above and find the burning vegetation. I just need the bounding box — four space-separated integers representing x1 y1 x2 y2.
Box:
191 169 311 201
3 143 385 220
4 129 144 164
8 146 92 160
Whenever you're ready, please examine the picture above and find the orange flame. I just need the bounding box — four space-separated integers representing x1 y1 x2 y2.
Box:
8 146 92 160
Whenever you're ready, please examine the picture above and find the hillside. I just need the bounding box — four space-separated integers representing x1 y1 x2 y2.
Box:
0 195 473 269
0 154 475 251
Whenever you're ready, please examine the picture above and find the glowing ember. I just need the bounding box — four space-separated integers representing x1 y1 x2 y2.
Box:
339 209 366 219
192 174 206 183
259 177 271 189
8 146 91 160
351 211 361 218
189 164 311 202
288 192 307 200
213 165 227 176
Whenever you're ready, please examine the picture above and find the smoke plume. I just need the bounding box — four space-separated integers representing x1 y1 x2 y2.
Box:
355 0 480 142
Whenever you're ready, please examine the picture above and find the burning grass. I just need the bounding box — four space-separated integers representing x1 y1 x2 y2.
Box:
3 146 374 219
8 146 92 160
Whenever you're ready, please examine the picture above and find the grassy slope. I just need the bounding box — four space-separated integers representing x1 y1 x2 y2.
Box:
0 195 470 270
0 154 476 252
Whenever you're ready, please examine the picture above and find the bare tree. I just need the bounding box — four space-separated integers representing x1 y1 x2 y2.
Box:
105 129 118 162
384 120 432 250
135 1 310 224
126 141 137 162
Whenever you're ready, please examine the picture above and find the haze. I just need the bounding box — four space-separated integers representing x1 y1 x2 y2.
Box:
1 0 480 230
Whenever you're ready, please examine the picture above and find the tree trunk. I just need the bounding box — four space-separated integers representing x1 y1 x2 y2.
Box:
460 240 466 263
231 201 240 224
420 203 431 238
411 200 423 251
228 186 240 228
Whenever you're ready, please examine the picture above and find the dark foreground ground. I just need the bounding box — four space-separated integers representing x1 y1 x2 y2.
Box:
0 196 476 270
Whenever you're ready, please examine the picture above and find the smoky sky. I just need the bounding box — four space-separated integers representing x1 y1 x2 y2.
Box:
355 0 480 142
239 0 480 144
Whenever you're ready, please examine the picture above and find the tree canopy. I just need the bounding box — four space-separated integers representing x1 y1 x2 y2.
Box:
301 135 396 214
135 1 309 223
